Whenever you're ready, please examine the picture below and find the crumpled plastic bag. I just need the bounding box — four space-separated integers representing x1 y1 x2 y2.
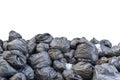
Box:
35 66 57 80
9 30 22 41
35 33 53 43
50 37 70 53
90 37 99 44
100 39 112 48
70 37 88 49
2 50 26 69
7 39 28 57
109 56 120 71
29 51 52 69
0 57 17 77
48 49 63 60
70 38 81 49
53 60 66 72
73 62 93 80
92 63 120 80
97 43 120 57
75 38 98 63
36 42 49 53
106 45 120 57
98 39 112 57
20 65 34 80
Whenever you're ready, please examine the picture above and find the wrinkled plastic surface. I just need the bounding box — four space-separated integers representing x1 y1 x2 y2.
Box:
73 62 93 80
35 66 57 80
0 57 17 77
50 37 70 53
75 39 98 63
2 50 26 69
29 51 52 69
92 63 120 80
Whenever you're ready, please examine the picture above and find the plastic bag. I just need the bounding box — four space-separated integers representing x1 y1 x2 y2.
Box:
2 50 26 69
92 63 120 80
73 62 93 80
29 51 52 69
75 39 98 62
9 30 22 41
7 39 28 57
0 57 17 77
35 66 57 80
50 37 70 53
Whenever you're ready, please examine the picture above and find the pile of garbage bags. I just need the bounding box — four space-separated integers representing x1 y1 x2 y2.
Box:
0 31 120 80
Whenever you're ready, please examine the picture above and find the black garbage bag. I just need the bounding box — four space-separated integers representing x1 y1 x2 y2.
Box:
35 33 53 43
2 50 26 69
29 51 52 69
50 37 70 53
97 39 112 57
9 30 22 41
36 42 49 53
54 72 64 80
106 45 120 57
90 37 99 44
48 49 63 60
20 65 34 80
92 63 120 80
97 44 120 58
100 39 112 48
63 70 83 80
53 60 66 72
73 62 93 80
0 57 17 77
70 38 81 49
9 73 26 80
7 39 28 57
75 38 98 63
70 37 88 49
27 37 36 55
109 56 120 71
35 66 57 80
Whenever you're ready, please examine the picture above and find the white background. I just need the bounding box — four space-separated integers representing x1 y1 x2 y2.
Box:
0 0 120 45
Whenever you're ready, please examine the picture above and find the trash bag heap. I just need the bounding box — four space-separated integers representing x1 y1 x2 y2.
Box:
0 31 120 80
